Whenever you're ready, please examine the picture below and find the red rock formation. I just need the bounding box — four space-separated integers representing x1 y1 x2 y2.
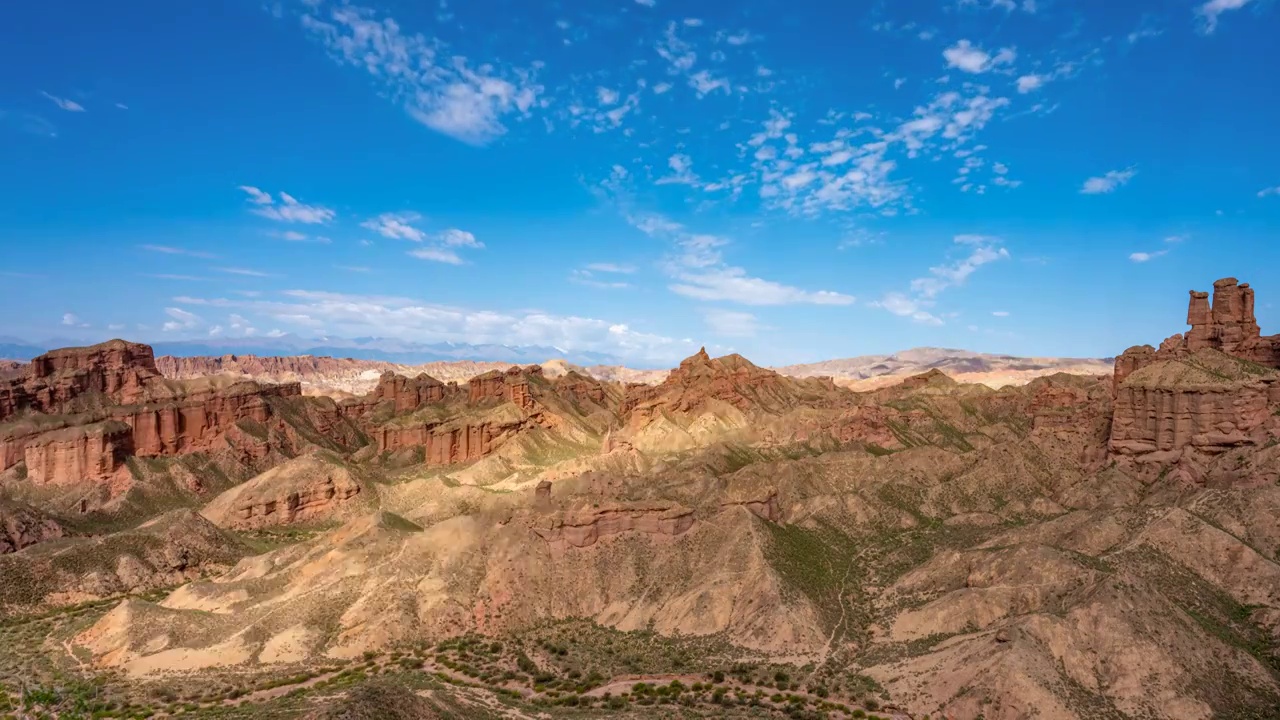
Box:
24 421 131 486
113 381 300 458
1110 377 1279 460
374 418 529 464
1114 278 1280 390
0 340 328 491
622 348 845 420
531 502 695 548
468 366 540 410
0 340 161 421
1112 345 1157 393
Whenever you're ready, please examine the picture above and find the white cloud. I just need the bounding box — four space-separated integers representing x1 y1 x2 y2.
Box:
873 293 942 325
596 87 620 105
439 228 483 248
623 208 853 307
635 0 656 6
362 214 483 263
992 310 1010 317
62 313 84 327
173 290 694 363
239 186 335 224
336 265 371 273
1081 168 1137 194
1127 25 1165 44
1197 0 1254 34
115 102 129 110
1129 250 1168 262
1257 186 1280 198
215 267 273 277
586 263 636 274
362 212 428 242
670 267 855 306
140 244 217 259
656 153 701 186
409 247 464 265
1016 74 1045 93
958 0 1037 12
874 235 1010 325
703 309 759 337
162 307 203 332
570 269 630 289
299 1 543 144
40 91 85 112
270 230 331 243
943 40 1016 74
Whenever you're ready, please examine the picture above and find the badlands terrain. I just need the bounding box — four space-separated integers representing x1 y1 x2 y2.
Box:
0 277 1278 719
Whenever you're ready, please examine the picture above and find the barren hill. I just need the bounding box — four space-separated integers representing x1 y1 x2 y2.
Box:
2 278 1280 720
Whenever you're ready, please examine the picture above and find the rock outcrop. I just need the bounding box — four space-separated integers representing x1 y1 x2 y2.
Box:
0 341 353 496
373 417 529 463
0 340 161 421
468 366 540 410
622 348 845 420
23 421 132 486
531 501 695 549
1110 349 1280 467
1108 279 1280 469
0 502 64 554
200 454 364 530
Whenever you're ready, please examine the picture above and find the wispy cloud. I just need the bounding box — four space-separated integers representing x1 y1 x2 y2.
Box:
362 213 483 265
172 290 695 363
1197 0 1254 34
139 244 217 259
162 307 203 332
215 267 274 277
992 310 1011 317
238 186 335 224
1129 250 1167 263
1258 186 1280 198
62 313 89 328
335 265 372 273
1080 168 1136 194
40 91 85 112
0 111 58 138
142 273 208 281
408 247 465 265
586 263 636 274
269 230 331 243
873 235 1010 325
570 269 630 289
297 1 543 145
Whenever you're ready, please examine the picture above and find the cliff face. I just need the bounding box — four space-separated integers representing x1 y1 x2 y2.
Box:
0 340 161 421
24 421 132 486
1107 279 1280 472
373 418 530 464
0 340 349 494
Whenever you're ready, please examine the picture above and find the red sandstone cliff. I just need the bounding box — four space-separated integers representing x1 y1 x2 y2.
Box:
0 341 345 489
1108 278 1280 472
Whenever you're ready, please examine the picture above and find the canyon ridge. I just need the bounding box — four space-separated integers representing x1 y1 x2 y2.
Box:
1 277 1278 720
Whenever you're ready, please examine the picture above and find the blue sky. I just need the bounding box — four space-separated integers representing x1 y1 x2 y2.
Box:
1 0 1278 366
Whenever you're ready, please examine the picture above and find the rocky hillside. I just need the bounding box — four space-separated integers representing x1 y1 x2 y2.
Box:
153 348 1111 399
1 278 1279 720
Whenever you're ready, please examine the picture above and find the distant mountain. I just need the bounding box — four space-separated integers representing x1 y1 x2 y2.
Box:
775 346 1114 390
0 338 47 361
